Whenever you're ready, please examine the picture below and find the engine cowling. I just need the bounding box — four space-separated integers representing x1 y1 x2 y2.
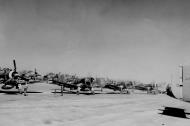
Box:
8 71 19 79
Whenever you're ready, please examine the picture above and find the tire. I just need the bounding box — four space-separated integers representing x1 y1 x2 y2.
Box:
76 91 79 95
92 91 95 95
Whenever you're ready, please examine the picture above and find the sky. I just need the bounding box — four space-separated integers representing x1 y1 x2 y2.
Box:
0 0 190 83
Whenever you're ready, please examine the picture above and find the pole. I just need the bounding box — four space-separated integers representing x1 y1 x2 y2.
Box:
182 66 184 83
179 65 183 84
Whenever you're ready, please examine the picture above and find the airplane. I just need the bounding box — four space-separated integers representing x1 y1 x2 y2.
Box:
51 74 95 95
26 68 40 79
43 72 56 83
103 81 132 94
0 60 28 90
134 83 154 91
20 68 42 83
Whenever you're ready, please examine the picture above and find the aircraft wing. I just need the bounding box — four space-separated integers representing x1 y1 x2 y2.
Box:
52 80 78 89
104 84 121 91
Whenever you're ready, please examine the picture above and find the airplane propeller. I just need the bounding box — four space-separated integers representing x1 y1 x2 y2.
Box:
13 59 17 72
34 68 37 75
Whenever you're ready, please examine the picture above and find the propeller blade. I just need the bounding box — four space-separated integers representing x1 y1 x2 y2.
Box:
13 59 16 72
35 68 37 74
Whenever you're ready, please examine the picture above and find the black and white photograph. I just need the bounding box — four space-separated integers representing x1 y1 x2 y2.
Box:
0 0 190 125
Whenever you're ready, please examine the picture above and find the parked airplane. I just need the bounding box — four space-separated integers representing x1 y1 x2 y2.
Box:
103 81 132 94
51 74 95 95
0 60 28 90
21 68 42 83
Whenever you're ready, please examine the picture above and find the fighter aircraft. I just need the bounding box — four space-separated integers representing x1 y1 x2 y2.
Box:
134 83 154 91
51 74 95 95
134 83 161 94
0 60 28 90
103 81 132 94
20 68 42 83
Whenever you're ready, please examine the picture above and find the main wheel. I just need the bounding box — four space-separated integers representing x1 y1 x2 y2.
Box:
76 91 79 95
92 91 95 95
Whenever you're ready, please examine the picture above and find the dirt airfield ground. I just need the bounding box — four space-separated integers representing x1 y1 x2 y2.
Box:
0 83 190 126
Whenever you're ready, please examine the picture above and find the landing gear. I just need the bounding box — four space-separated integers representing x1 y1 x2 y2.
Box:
120 90 123 94
24 93 28 96
126 89 130 94
120 86 123 94
77 87 80 95
91 87 95 95
91 90 95 95
91 91 95 95
61 84 64 96
76 91 79 95
18 84 22 94
101 87 103 92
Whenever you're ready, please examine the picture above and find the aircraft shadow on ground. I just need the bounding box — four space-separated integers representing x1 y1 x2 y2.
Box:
0 90 42 94
52 91 99 95
158 106 190 119
52 90 130 95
